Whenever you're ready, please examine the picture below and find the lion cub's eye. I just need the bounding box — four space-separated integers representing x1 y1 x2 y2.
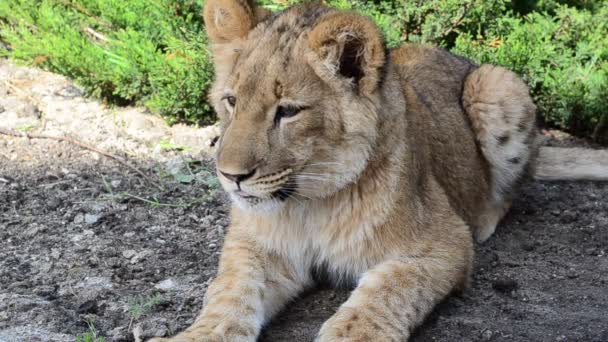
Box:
222 95 236 114
275 105 304 120
224 95 236 108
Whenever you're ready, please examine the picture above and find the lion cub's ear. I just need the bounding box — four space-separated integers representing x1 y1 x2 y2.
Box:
203 0 268 44
307 11 386 96
203 0 269 82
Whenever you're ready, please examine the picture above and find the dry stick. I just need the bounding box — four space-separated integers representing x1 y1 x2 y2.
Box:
441 2 472 38
0 127 164 190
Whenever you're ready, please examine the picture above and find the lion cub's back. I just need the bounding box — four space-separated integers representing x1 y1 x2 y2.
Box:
391 44 492 224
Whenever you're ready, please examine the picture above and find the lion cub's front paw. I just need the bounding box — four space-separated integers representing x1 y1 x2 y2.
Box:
147 330 224 342
316 308 376 342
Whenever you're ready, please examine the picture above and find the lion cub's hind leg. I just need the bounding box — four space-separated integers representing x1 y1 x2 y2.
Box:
463 64 537 242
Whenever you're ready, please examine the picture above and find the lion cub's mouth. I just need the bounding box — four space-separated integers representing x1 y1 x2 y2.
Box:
271 187 295 201
232 168 294 202
234 190 257 199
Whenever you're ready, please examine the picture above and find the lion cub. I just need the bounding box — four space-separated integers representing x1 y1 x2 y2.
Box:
151 1 537 341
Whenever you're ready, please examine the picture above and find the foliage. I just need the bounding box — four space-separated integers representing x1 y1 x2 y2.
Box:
76 320 106 342
1 0 606 141
128 293 162 320
0 0 213 125
453 3 608 142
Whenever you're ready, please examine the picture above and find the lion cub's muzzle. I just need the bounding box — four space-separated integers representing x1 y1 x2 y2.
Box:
218 167 294 202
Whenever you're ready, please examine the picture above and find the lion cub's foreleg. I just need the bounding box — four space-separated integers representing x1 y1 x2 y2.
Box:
316 225 473 341
149 234 309 342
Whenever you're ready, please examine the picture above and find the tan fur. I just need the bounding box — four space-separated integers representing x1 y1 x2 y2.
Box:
150 1 537 341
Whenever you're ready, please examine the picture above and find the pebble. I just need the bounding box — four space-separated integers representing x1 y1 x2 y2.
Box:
122 249 137 259
155 278 177 291
84 213 101 225
0 105 5 113
560 209 578 223
17 103 41 118
76 299 98 314
73 213 84 224
522 241 535 251
139 318 169 339
492 278 519 293
55 85 82 98
47 197 62 210
131 250 153 264
481 329 494 340
566 268 579 279
34 285 58 300
109 326 128 341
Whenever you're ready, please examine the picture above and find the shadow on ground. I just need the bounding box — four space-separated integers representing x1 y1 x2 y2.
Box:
1 136 607 342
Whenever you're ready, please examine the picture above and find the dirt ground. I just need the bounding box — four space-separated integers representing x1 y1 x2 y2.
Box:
1 61 608 342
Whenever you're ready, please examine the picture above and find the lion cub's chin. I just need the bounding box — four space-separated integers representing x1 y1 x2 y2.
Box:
229 192 287 214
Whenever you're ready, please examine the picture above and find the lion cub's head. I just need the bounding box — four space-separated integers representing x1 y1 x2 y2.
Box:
204 0 389 212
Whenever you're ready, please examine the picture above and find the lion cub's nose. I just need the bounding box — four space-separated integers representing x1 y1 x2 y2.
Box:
220 168 256 184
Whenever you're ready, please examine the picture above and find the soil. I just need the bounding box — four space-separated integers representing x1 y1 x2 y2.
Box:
1 61 607 342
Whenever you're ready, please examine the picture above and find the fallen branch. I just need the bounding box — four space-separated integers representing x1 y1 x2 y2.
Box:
84 27 110 43
0 127 164 190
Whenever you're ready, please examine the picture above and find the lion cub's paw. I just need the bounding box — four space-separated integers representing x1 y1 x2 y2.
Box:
147 332 224 342
316 308 389 342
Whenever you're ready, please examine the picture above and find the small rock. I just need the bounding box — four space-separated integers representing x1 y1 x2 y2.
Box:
122 249 137 259
106 257 122 268
109 326 128 341
34 285 58 300
566 268 579 279
111 179 122 188
73 213 84 224
0 105 5 113
24 225 42 237
134 207 149 221
560 209 578 223
131 250 153 264
585 247 597 256
17 103 41 118
521 241 535 252
77 299 98 314
87 256 99 267
47 197 62 210
155 278 177 291
85 213 101 225
492 278 519 293
139 318 169 339
481 329 493 341
50 249 61 259
55 85 82 98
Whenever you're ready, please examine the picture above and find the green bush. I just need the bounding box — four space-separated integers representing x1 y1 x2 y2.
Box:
0 0 214 124
453 4 608 142
1 0 606 141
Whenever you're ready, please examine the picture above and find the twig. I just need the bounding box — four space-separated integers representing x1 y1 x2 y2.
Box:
84 27 110 43
123 192 194 208
0 127 164 190
441 2 473 38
